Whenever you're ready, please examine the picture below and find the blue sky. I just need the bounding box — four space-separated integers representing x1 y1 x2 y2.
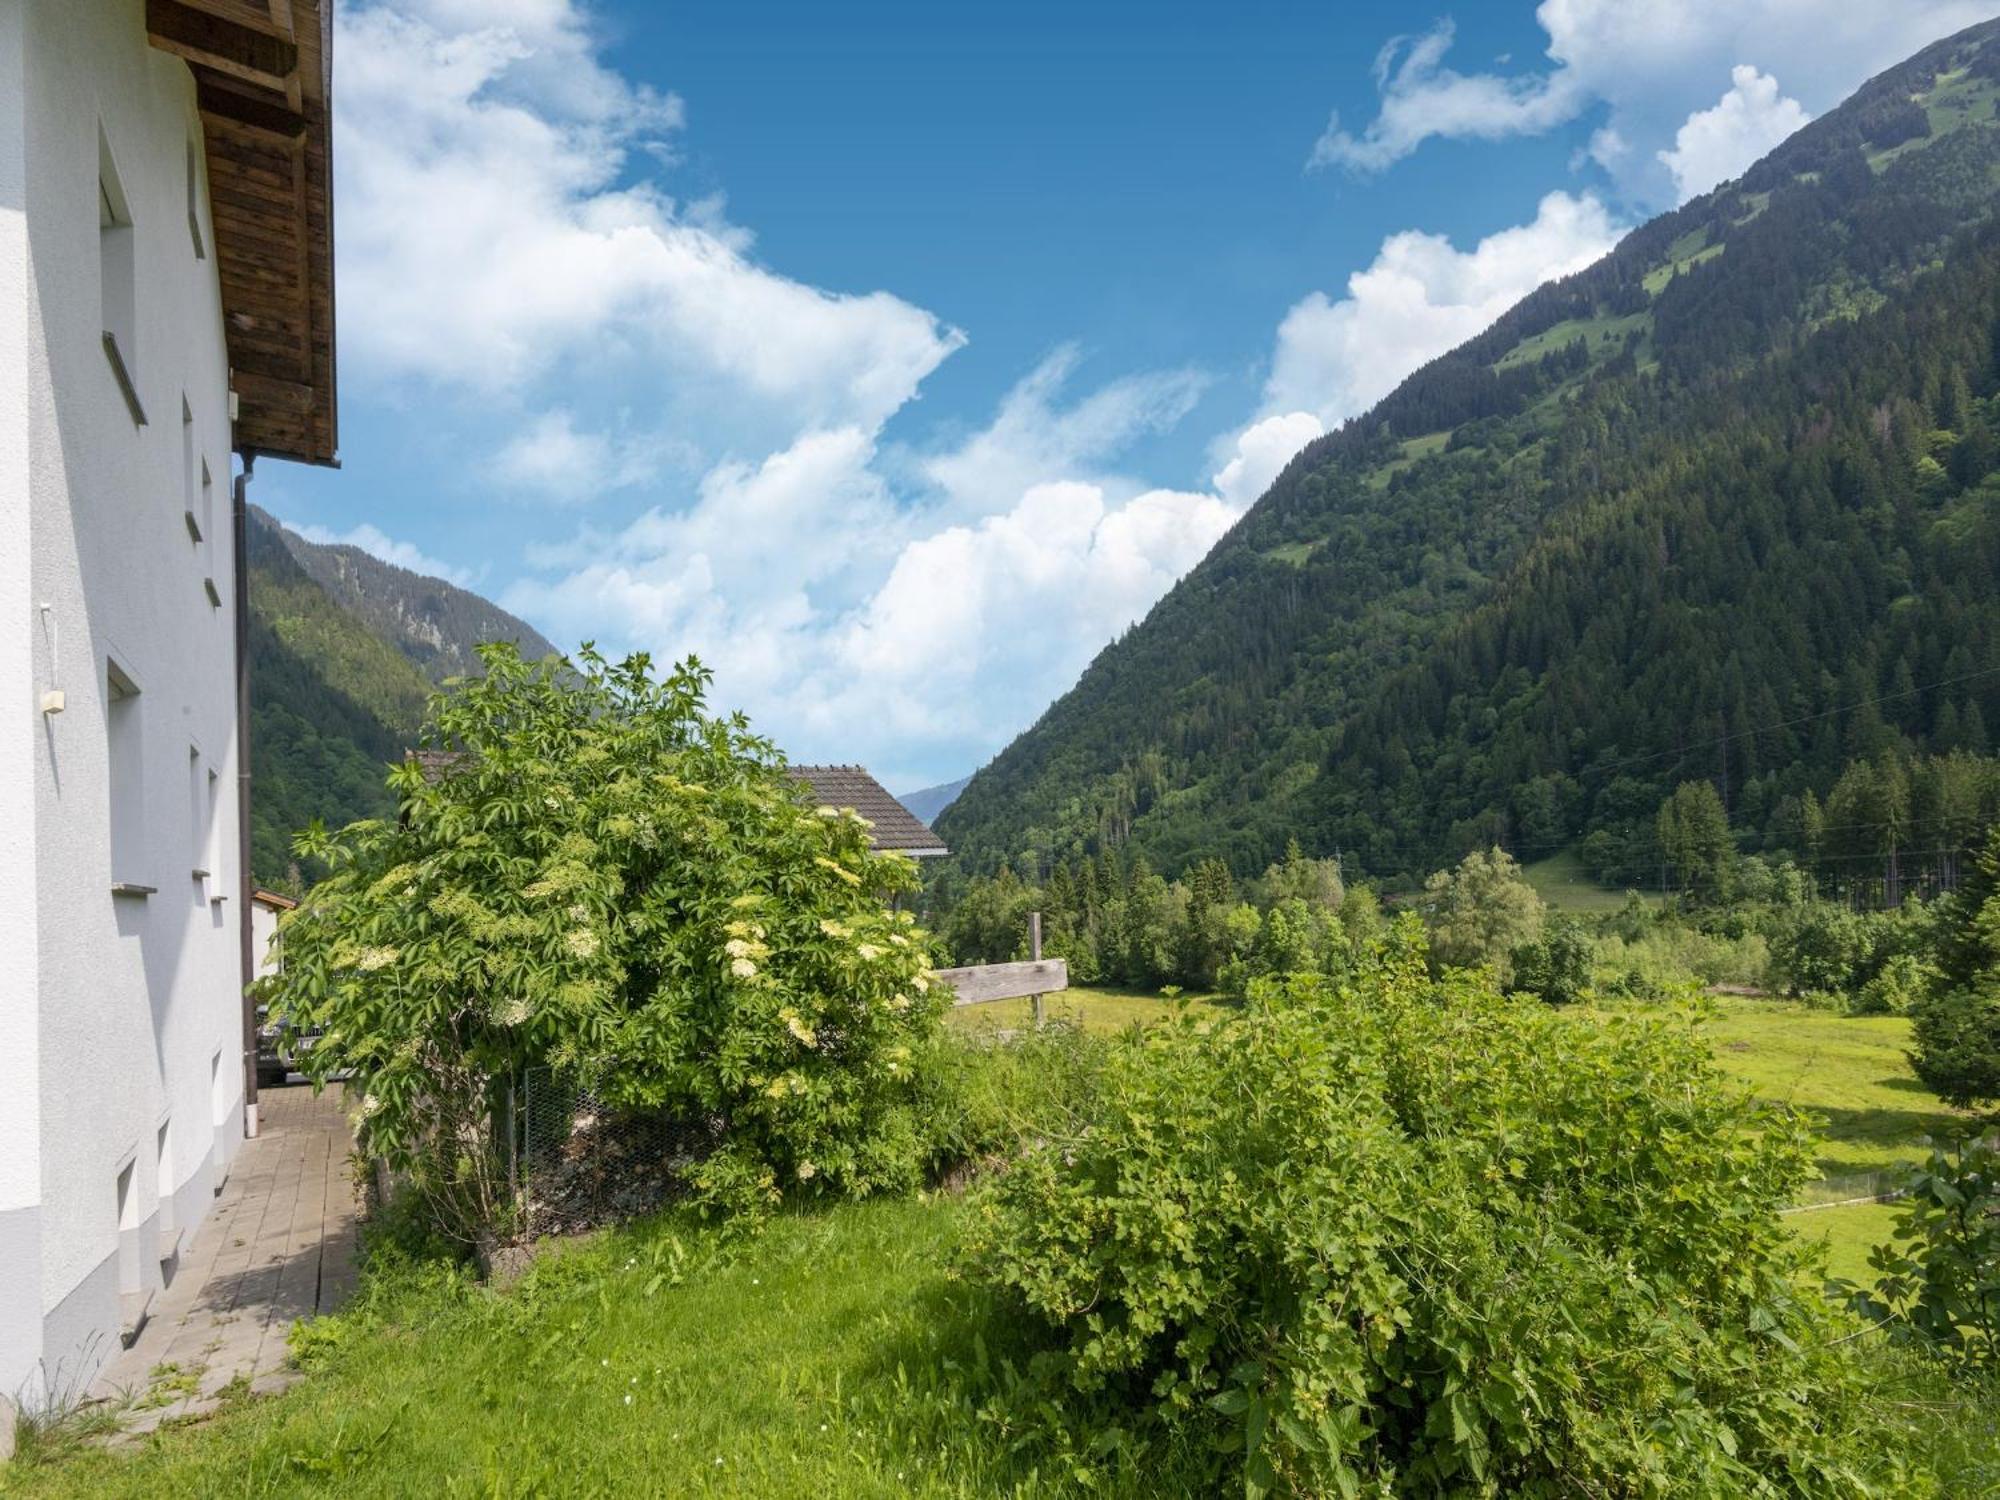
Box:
260 0 1996 792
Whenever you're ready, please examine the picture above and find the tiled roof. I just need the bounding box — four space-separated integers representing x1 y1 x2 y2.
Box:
787 766 950 856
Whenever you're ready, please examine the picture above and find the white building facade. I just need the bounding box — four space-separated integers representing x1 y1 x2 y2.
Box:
0 0 334 1405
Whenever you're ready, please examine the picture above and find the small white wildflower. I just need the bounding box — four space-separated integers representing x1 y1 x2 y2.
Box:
601 1358 609 1367
730 956 758 980
624 1394 633 1406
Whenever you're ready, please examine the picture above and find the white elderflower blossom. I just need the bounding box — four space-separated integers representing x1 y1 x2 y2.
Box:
816 805 840 818
797 1160 817 1181
724 937 756 960
355 946 398 972
782 1011 817 1047
888 934 908 947
731 956 759 980
856 943 881 961
496 997 531 1027
565 928 600 959
361 1093 382 1118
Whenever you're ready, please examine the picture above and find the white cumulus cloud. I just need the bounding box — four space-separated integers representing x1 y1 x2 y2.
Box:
827 483 1240 756
489 409 685 501
1658 65 1811 204
1212 412 1327 507
1310 1 1990 204
337 0 963 448
1261 191 1623 429
1310 20 1584 173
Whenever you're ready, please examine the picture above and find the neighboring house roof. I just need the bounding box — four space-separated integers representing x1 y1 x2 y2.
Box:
251 888 298 911
147 0 338 465
787 766 950 857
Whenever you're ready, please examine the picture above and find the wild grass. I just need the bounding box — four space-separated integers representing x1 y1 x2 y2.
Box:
0 1199 1195 1499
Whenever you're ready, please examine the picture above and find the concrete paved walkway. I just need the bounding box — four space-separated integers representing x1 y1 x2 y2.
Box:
93 1083 359 1436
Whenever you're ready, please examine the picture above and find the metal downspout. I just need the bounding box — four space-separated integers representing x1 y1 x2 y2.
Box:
234 453 258 1138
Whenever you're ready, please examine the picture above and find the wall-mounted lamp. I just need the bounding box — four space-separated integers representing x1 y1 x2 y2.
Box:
39 603 62 714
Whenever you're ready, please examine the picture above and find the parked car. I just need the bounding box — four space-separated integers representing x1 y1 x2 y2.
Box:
254 1004 321 1088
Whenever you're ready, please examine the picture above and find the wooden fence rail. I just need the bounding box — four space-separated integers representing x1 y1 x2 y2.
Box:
931 912 1064 1026
930 959 1068 1008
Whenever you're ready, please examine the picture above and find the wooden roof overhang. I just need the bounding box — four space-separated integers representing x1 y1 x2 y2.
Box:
147 0 337 466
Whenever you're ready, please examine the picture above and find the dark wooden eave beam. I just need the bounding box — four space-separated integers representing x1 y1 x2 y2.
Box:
146 0 297 95
196 74 306 140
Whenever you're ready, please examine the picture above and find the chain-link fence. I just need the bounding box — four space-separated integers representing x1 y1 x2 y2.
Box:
511 1068 723 1239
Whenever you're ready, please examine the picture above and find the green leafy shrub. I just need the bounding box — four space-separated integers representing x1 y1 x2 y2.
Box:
1507 917 1593 1005
968 918 1905 1496
1853 951 1937 1015
1847 1139 2000 1372
270 645 941 1236
912 1023 1107 1180
1590 923 1769 994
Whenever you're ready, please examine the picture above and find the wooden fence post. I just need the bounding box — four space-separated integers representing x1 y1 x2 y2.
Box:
1029 912 1044 1029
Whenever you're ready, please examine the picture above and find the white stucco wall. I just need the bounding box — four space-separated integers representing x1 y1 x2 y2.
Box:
3 0 246 1404
251 896 284 978
0 0 47 1405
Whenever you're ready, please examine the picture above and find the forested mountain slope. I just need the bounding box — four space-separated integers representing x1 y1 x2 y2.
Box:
246 508 560 886
940 20 2000 884
256 505 560 683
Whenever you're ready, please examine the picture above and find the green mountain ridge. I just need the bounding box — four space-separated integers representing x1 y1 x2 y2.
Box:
246 507 561 886
255 505 560 684
939 20 2000 886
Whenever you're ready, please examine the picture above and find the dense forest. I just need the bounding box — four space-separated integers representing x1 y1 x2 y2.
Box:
938 22 2000 888
246 508 559 888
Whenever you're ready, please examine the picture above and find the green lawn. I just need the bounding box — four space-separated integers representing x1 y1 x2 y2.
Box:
1520 848 1656 913
1788 1200 1902 1285
3 1199 1187 1499
1700 997 1967 1179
